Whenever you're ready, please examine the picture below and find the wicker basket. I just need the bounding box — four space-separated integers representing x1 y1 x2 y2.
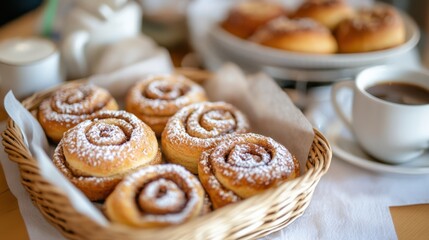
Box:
1 71 332 240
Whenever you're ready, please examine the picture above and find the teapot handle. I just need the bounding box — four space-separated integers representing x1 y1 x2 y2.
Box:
97 0 130 19
97 4 115 20
62 31 90 79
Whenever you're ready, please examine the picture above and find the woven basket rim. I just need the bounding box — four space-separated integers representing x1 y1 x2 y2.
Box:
1 72 332 239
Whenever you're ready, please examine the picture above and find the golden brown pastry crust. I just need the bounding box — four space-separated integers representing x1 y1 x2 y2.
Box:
335 4 405 53
221 0 286 39
292 0 354 30
198 133 300 209
161 101 250 174
125 74 207 137
38 83 118 142
53 110 161 201
250 16 338 54
105 164 205 228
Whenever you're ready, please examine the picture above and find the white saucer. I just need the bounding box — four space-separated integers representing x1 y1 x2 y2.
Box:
324 119 429 175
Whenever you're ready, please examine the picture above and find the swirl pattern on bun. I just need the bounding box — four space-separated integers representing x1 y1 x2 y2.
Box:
38 84 118 142
198 133 300 209
53 110 161 201
161 101 250 174
105 164 205 227
126 74 207 137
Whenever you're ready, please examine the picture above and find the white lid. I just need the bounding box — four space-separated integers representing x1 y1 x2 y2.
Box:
0 38 56 65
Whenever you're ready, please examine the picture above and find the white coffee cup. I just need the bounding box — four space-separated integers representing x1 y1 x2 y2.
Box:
0 38 64 99
61 1 142 79
331 65 429 164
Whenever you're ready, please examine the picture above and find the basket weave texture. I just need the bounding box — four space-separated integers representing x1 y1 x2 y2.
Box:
2 78 332 240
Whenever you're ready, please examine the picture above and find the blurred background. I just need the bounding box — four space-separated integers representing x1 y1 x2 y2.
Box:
1 0 428 53
0 0 43 26
1 0 428 110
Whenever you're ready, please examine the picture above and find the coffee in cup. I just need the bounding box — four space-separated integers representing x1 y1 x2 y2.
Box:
365 82 429 105
331 66 429 164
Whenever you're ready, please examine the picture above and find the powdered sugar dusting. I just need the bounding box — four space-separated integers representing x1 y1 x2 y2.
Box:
200 152 241 204
212 134 295 185
199 133 299 201
145 80 187 100
126 74 207 117
250 16 328 43
138 179 186 214
228 143 270 167
120 164 203 224
52 141 123 201
39 83 117 126
86 122 128 146
53 141 122 182
61 110 158 177
164 102 250 148
350 5 401 31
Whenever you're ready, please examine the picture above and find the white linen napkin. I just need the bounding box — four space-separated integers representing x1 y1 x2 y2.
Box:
92 35 159 75
89 48 173 98
279 158 429 239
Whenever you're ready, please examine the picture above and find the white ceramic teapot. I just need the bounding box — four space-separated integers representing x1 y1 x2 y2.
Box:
61 0 142 79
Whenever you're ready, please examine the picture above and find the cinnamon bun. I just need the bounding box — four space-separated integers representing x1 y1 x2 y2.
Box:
250 17 338 54
125 74 208 137
292 0 354 30
53 110 161 201
221 0 286 39
198 133 300 209
335 4 406 53
38 83 118 142
105 164 205 227
161 101 250 174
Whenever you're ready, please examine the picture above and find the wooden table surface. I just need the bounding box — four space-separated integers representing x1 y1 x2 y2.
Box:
0 6 45 240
